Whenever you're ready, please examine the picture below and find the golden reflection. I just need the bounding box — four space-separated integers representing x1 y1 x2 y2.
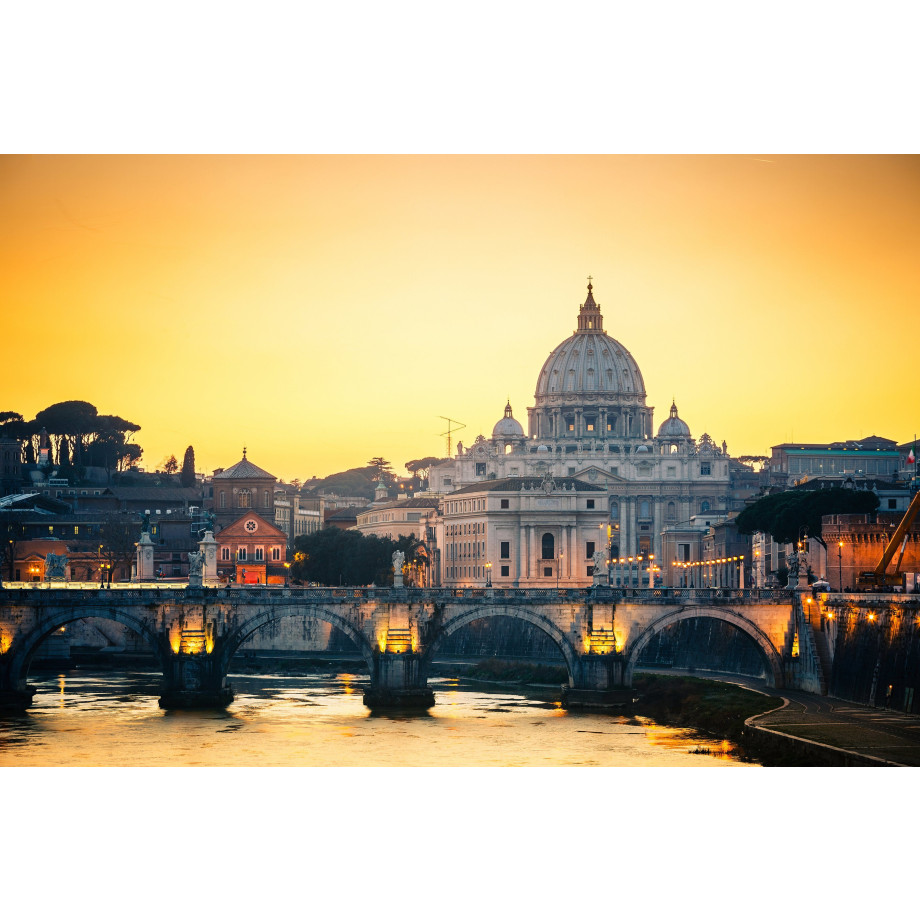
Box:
385 628 412 654
340 673 355 695
0 632 11 655
58 676 66 708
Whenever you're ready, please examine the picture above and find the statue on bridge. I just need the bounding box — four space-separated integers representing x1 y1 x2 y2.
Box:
187 552 203 577
592 549 607 577
44 553 68 581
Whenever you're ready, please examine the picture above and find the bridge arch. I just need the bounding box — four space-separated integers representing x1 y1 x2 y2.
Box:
218 605 377 675
4 605 165 689
418 605 580 685
624 605 784 689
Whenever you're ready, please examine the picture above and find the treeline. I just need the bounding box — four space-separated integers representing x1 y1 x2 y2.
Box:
291 527 425 586
0 400 142 475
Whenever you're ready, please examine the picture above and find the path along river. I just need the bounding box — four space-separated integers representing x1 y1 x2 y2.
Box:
0 667 760 767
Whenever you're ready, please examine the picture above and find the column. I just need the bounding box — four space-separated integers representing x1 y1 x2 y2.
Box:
529 526 537 581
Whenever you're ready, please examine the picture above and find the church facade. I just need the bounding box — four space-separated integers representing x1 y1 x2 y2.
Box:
428 281 734 587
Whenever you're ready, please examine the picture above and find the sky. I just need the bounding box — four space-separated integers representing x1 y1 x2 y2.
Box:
2 154 919 482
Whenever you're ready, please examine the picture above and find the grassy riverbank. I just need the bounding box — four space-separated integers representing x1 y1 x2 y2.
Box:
631 673 782 742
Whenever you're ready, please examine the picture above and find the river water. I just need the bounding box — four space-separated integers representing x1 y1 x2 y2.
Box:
0 666 759 767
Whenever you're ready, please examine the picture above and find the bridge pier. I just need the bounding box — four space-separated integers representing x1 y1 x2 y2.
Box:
364 652 435 711
159 654 234 709
0 685 37 711
562 653 635 709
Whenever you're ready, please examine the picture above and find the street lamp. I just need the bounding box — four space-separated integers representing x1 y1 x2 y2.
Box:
284 561 291 587
485 561 492 587
837 541 844 592
557 551 563 588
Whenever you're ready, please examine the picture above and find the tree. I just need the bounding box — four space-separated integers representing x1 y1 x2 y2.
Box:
34 400 98 465
59 438 71 467
163 455 179 475
180 446 196 487
85 414 143 480
367 457 394 482
735 487 880 549
291 527 417 586
98 514 142 583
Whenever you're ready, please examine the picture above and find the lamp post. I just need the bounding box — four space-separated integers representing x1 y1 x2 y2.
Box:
557 551 563 589
485 561 492 587
284 561 291 587
837 541 844 592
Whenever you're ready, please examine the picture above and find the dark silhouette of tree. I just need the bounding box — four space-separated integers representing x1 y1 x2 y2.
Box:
367 457 394 482
291 527 424 586
98 514 142 583
1 515 26 581
180 446 196 487
405 456 440 479
34 400 98 464
736 487 880 549
163 455 179 475
59 438 71 467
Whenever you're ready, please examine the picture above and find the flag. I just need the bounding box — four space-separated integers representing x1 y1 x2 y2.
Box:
909 448 916 465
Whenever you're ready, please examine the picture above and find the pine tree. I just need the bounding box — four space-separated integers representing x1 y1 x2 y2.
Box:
180 445 196 487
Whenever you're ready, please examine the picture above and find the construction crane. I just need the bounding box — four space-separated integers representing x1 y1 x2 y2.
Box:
438 417 466 458
856 489 920 589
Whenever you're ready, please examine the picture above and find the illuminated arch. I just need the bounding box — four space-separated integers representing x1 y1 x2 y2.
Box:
418 605 579 685
4 605 165 688
624 605 784 688
219 604 376 674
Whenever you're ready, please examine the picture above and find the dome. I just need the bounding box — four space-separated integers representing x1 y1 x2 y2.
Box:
492 401 525 439
657 401 691 439
534 282 646 405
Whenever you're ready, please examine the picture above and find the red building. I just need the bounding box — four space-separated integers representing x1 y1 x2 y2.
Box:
214 512 288 584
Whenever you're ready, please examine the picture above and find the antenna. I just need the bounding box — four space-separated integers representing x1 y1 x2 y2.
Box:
438 416 466 457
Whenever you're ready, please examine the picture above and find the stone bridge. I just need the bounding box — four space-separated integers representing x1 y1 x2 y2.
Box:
0 584 803 711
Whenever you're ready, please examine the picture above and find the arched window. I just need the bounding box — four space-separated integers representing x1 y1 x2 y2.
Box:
640 500 651 519
238 489 251 508
610 502 619 520
541 533 555 560
667 501 677 520
263 490 271 508
700 500 711 513
219 491 226 508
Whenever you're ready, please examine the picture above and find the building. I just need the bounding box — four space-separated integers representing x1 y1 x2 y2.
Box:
437 475 608 587
427 281 737 583
208 450 278 530
767 437 900 488
214 512 289 584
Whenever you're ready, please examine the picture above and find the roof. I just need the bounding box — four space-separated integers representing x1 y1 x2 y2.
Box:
361 497 440 511
212 454 277 481
0 493 72 513
108 486 203 501
449 476 606 494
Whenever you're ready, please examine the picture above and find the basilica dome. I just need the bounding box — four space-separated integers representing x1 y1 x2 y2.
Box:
534 283 646 404
657 400 691 439
492 401 525 439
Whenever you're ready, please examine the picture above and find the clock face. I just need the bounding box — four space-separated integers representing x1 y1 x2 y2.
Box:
244 519 258 534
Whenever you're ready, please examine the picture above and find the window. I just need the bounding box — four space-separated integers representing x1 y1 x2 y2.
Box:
888 499 897 509
501 565 509 577
610 502 619 520
700 501 711 513
587 499 595 509
639 500 650 519
221 547 230 561
667 466 676 478
220 491 226 508
610 466 619 476
586 419 595 431
237 547 247 561
667 501 677 520
238 489 251 508
700 463 711 476
500 498 509 509
255 547 264 561
500 541 510 559
568 466 576 476
679 543 690 562
476 462 486 476
586 541 595 558
544 566 553 577
541 533 555 560
264 490 271 508
587 566 594 577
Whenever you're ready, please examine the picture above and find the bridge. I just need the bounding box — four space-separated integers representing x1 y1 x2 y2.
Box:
0 582 816 711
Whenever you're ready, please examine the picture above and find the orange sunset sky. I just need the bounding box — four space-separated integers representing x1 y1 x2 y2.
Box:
2 154 918 483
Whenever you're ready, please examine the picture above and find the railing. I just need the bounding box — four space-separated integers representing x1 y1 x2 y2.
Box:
1 583 794 605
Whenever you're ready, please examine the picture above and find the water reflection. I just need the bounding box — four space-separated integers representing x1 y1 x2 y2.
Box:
0 667 758 768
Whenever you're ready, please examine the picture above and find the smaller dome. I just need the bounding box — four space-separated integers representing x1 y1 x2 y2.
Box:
657 400 691 439
492 400 525 439
636 445 651 454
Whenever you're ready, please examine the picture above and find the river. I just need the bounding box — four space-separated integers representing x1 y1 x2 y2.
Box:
0 666 759 767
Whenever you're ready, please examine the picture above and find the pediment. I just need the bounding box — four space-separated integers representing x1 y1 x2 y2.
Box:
216 513 286 540
573 466 627 484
